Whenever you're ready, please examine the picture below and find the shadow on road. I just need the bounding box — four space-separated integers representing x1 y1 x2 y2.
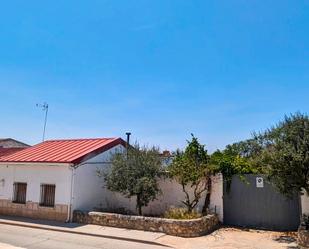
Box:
0 215 83 228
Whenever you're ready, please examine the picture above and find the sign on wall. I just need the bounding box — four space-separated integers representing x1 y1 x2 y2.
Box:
256 177 264 188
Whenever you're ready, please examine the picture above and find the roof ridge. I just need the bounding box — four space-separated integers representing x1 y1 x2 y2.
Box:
45 137 118 142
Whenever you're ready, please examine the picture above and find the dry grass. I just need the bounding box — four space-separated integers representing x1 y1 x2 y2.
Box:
163 208 202 220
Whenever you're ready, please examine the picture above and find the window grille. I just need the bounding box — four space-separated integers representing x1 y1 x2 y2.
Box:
40 184 56 207
13 182 27 204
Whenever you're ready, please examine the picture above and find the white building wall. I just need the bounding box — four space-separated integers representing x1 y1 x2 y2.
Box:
103 174 224 221
301 192 309 215
72 144 125 211
0 163 71 204
71 145 223 221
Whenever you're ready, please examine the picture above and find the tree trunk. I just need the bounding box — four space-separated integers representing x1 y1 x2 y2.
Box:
136 194 142 215
202 177 212 215
187 205 193 213
182 183 193 213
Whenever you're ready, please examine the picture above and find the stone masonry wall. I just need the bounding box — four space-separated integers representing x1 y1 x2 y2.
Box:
298 226 309 249
0 199 68 221
73 210 219 237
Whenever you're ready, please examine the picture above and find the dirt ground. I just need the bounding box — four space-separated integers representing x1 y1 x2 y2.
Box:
157 227 298 249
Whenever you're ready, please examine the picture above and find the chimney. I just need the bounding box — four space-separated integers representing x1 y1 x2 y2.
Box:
125 132 131 146
125 132 131 158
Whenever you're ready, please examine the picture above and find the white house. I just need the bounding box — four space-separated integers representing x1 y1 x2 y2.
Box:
0 137 224 222
0 138 126 221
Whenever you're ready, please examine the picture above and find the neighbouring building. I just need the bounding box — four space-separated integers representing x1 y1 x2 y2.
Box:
0 138 126 221
0 138 29 158
0 138 30 148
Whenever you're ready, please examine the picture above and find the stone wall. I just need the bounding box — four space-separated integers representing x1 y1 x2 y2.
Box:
0 199 68 221
299 226 309 249
73 210 219 237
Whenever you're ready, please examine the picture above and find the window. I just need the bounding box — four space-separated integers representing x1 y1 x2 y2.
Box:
13 182 27 204
40 184 56 207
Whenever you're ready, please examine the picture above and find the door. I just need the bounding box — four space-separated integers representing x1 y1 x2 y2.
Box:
223 175 300 231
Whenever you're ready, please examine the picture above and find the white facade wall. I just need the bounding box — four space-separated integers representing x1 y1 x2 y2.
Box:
71 145 224 221
0 163 71 204
103 174 224 222
301 192 309 215
72 145 124 212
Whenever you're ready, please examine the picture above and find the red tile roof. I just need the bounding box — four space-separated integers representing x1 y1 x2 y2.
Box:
0 138 125 164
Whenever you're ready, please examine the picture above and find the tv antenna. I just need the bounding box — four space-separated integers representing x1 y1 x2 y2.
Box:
36 102 49 141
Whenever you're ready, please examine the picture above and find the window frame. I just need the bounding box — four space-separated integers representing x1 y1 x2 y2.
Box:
12 182 27 204
39 184 56 207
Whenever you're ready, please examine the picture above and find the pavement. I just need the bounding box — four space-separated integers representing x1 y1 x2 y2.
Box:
0 216 166 247
158 227 298 249
0 216 299 249
0 223 168 249
0 242 24 249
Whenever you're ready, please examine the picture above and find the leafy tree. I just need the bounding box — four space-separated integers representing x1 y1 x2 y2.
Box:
209 149 257 191
101 143 162 215
224 138 263 159
168 135 212 213
256 113 309 196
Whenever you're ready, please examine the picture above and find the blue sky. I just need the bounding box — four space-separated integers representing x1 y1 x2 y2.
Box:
0 0 308 152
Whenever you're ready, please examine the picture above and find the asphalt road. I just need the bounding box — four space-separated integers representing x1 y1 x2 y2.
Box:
0 223 169 249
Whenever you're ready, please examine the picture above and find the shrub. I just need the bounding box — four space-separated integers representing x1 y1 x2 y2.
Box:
164 208 202 220
302 214 309 230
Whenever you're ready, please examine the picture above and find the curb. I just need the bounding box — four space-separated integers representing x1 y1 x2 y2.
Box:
0 220 171 248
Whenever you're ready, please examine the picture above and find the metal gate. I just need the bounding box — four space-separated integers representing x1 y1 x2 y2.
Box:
223 175 301 231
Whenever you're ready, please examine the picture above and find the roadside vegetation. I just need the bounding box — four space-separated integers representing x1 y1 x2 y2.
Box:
100 112 309 220
100 143 163 216
167 135 213 214
164 207 202 220
213 112 309 198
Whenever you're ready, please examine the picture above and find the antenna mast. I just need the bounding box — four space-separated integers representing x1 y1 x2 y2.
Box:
36 102 49 141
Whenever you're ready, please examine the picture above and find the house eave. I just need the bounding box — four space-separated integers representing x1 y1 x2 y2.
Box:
0 162 73 167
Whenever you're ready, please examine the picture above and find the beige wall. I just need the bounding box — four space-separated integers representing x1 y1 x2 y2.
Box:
0 200 68 221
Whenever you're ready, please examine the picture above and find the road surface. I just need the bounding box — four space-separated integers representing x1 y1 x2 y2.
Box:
0 223 168 249
0 223 298 249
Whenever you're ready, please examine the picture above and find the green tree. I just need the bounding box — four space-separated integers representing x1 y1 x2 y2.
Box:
224 138 263 159
209 149 257 191
168 135 212 213
257 113 309 196
101 143 162 215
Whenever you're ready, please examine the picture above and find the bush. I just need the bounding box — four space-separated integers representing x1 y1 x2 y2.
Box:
302 214 309 230
164 208 202 220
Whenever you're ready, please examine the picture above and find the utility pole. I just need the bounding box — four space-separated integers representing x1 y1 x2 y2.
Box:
36 102 49 141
